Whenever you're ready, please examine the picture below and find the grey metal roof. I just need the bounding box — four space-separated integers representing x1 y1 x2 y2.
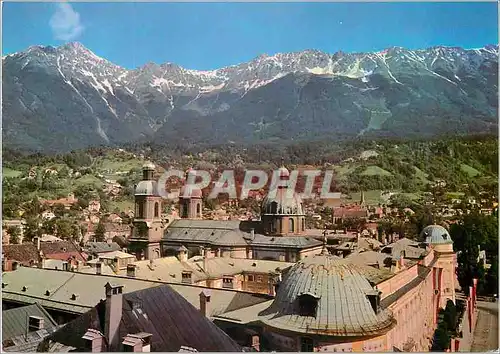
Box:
2 303 58 340
42 284 242 352
165 220 322 250
381 238 427 259
257 253 396 337
1 267 272 319
84 242 121 254
421 225 454 245
250 234 323 249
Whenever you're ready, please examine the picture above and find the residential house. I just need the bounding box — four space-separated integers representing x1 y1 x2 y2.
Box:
40 194 78 210
2 243 41 271
83 242 122 260
88 200 101 214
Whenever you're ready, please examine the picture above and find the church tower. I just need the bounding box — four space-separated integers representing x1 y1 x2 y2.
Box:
179 168 203 219
129 162 165 260
261 162 306 236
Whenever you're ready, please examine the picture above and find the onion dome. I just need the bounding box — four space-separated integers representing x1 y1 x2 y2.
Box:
421 225 453 245
258 253 396 337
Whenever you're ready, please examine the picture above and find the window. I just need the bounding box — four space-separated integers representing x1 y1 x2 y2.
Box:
248 275 254 282
138 203 144 218
270 202 278 214
298 293 319 317
154 202 159 217
302 218 305 231
257 275 263 283
223 277 234 289
289 218 295 232
182 204 188 218
300 337 314 352
182 271 192 284
196 203 201 216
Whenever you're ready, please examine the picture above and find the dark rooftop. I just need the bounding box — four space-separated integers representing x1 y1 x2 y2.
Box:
39 283 242 352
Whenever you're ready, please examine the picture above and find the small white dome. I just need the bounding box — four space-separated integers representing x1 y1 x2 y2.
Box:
421 225 453 245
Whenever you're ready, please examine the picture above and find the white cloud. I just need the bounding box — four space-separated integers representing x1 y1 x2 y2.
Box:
49 2 84 41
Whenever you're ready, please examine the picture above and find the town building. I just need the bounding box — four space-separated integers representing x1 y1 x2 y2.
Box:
128 163 324 262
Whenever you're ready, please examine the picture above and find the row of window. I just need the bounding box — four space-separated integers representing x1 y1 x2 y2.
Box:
136 202 160 218
269 218 306 233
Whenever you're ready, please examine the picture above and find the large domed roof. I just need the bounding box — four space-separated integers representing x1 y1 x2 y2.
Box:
421 225 453 245
258 253 396 337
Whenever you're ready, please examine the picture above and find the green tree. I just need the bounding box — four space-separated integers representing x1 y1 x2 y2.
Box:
94 220 106 242
23 217 42 242
56 218 73 240
7 226 21 244
42 218 56 234
484 255 499 295
389 193 415 210
432 317 451 351
451 212 498 292
443 300 457 335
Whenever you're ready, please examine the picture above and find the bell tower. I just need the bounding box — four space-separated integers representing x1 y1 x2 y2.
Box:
179 168 203 219
129 162 164 260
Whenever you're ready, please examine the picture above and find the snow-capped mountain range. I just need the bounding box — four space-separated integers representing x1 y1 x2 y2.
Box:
3 42 498 152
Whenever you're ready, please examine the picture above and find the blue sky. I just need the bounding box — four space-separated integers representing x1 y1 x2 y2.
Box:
3 2 498 70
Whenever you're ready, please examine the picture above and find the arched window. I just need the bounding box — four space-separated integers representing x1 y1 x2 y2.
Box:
270 202 278 214
289 218 295 232
196 203 201 216
154 202 159 217
138 203 144 218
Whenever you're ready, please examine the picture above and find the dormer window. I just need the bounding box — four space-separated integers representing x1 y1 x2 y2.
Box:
298 293 320 317
181 271 193 284
222 277 234 289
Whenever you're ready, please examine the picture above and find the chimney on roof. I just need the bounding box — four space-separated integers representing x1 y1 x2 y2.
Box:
96 262 102 275
177 246 188 263
122 333 153 352
82 329 105 353
127 264 136 278
104 283 123 350
199 289 211 317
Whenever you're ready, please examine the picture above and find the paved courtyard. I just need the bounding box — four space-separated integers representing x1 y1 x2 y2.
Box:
470 300 499 352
